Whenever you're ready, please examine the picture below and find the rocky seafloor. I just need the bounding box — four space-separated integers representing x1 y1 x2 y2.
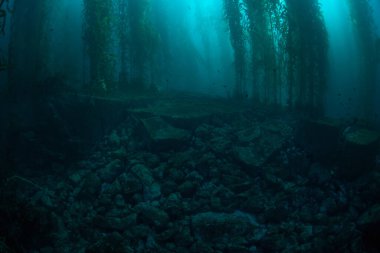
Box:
1 97 380 253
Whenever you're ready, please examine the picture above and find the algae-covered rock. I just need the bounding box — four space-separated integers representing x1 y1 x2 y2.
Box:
236 126 261 143
358 204 380 228
78 174 102 200
118 173 143 195
94 213 137 231
358 204 380 248
129 164 161 200
131 164 154 186
344 128 380 146
233 146 264 169
98 159 122 182
233 121 291 172
191 211 259 241
340 128 380 179
296 118 341 162
111 147 127 160
108 130 121 146
136 202 169 228
141 117 190 149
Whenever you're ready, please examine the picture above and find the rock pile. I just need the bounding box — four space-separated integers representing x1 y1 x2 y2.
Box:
2 111 380 253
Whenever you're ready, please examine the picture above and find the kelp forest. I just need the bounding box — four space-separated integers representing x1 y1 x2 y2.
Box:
0 0 380 252
1 0 378 117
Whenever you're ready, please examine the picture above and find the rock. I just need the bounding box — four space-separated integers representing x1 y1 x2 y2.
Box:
143 182 161 201
69 170 87 184
186 171 203 183
173 225 193 247
78 174 102 200
108 130 121 146
260 233 287 252
191 211 259 242
130 164 161 201
233 120 291 173
358 204 380 229
163 193 183 219
178 181 197 198
156 226 177 242
233 146 265 170
344 128 380 146
236 126 261 143
118 173 143 196
114 194 125 207
296 118 340 162
299 120 380 179
30 190 55 208
93 213 137 231
141 117 190 149
98 159 123 182
129 224 152 239
190 241 213 253
242 194 266 213
195 124 212 139
357 205 380 250
299 225 313 242
111 147 127 160
308 163 332 185
131 164 154 186
210 196 222 211
100 179 122 196
136 202 170 228
210 136 232 154
86 232 133 253
320 197 339 215
339 128 380 179
161 180 178 196
142 153 161 168
166 167 185 183
262 205 289 223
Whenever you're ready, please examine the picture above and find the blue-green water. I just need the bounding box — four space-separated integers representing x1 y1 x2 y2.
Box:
0 0 380 252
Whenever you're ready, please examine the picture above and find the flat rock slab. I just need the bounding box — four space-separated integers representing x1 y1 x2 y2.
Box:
358 204 380 228
344 128 380 146
129 96 247 131
340 128 380 179
233 121 292 171
141 117 190 149
296 119 341 162
131 97 243 119
191 211 261 241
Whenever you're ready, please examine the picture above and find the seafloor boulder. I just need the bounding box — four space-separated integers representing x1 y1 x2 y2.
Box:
232 121 292 174
358 204 380 229
339 128 380 179
141 116 190 149
191 211 264 243
296 118 341 162
358 204 380 250
298 118 380 179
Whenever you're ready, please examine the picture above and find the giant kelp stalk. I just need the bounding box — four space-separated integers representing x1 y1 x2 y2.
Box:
127 0 158 92
241 0 327 113
285 0 328 115
0 0 9 73
7 0 51 93
348 0 377 121
83 0 115 94
244 0 288 105
0 0 7 36
117 0 129 90
223 0 247 99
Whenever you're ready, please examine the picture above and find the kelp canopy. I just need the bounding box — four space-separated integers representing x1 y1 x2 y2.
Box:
1 0 378 119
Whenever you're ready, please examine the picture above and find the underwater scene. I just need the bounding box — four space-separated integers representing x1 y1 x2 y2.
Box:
1 0 380 252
